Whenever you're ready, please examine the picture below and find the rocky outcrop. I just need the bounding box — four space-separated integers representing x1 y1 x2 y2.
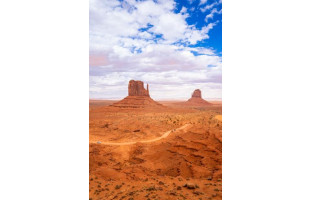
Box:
111 80 163 109
186 89 211 106
191 89 202 98
128 80 149 96
111 96 163 108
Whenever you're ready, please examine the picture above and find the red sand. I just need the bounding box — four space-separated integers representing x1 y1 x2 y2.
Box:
89 100 222 200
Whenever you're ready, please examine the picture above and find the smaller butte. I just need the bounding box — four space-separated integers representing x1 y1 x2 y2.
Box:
185 89 212 106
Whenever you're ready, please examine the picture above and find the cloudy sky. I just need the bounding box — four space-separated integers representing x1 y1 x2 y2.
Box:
90 0 222 100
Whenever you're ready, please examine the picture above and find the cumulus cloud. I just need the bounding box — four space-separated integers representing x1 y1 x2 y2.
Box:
89 0 222 100
200 0 221 13
180 6 187 14
205 8 222 22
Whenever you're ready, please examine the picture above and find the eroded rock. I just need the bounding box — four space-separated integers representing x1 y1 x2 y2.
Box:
128 80 149 96
191 89 202 98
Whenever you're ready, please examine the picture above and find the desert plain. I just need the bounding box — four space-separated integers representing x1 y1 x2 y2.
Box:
90 101 222 200
90 80 222 200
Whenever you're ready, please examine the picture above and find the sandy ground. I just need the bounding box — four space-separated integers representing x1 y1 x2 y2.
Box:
90 100 222 200
90 124 191 146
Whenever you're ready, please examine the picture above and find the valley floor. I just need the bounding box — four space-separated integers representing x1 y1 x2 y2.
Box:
89 101 222 200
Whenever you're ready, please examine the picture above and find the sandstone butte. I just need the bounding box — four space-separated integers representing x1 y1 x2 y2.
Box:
185 89 212 106
111 80 163 108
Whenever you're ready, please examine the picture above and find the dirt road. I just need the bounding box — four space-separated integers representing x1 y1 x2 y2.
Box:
91 123 191 146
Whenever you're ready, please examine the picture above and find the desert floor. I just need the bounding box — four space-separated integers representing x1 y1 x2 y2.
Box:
89 100 222 200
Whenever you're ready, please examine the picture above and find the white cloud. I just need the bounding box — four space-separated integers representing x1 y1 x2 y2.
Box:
199 0 208 6
180 6 187 14
205 8 222 22
89 0 222 100
200 1 220 13
187 0 196 4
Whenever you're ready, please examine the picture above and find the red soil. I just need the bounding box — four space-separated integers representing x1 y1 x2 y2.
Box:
89 100 222 200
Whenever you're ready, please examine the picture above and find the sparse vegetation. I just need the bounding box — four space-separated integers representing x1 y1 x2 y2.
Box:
115 184 122 189
89 100 222 200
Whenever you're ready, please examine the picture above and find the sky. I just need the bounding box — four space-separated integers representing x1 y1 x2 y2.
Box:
89 0 222 100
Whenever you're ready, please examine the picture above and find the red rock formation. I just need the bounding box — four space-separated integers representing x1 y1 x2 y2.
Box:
191 89 202 98
128 80 149 96
186 89 211 106
111 80 163 109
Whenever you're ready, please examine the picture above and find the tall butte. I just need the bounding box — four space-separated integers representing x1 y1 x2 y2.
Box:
186 89 212 106
111 80 163 108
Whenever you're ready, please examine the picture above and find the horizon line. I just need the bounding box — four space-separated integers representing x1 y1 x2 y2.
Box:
89 98 222 101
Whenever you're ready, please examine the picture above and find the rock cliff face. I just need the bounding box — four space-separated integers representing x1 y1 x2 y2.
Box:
111 80 163 109
128 80 149 96
191 89 202 98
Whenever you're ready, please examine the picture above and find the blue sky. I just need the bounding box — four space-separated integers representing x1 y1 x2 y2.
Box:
89 0 222 100
175 0 222 54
